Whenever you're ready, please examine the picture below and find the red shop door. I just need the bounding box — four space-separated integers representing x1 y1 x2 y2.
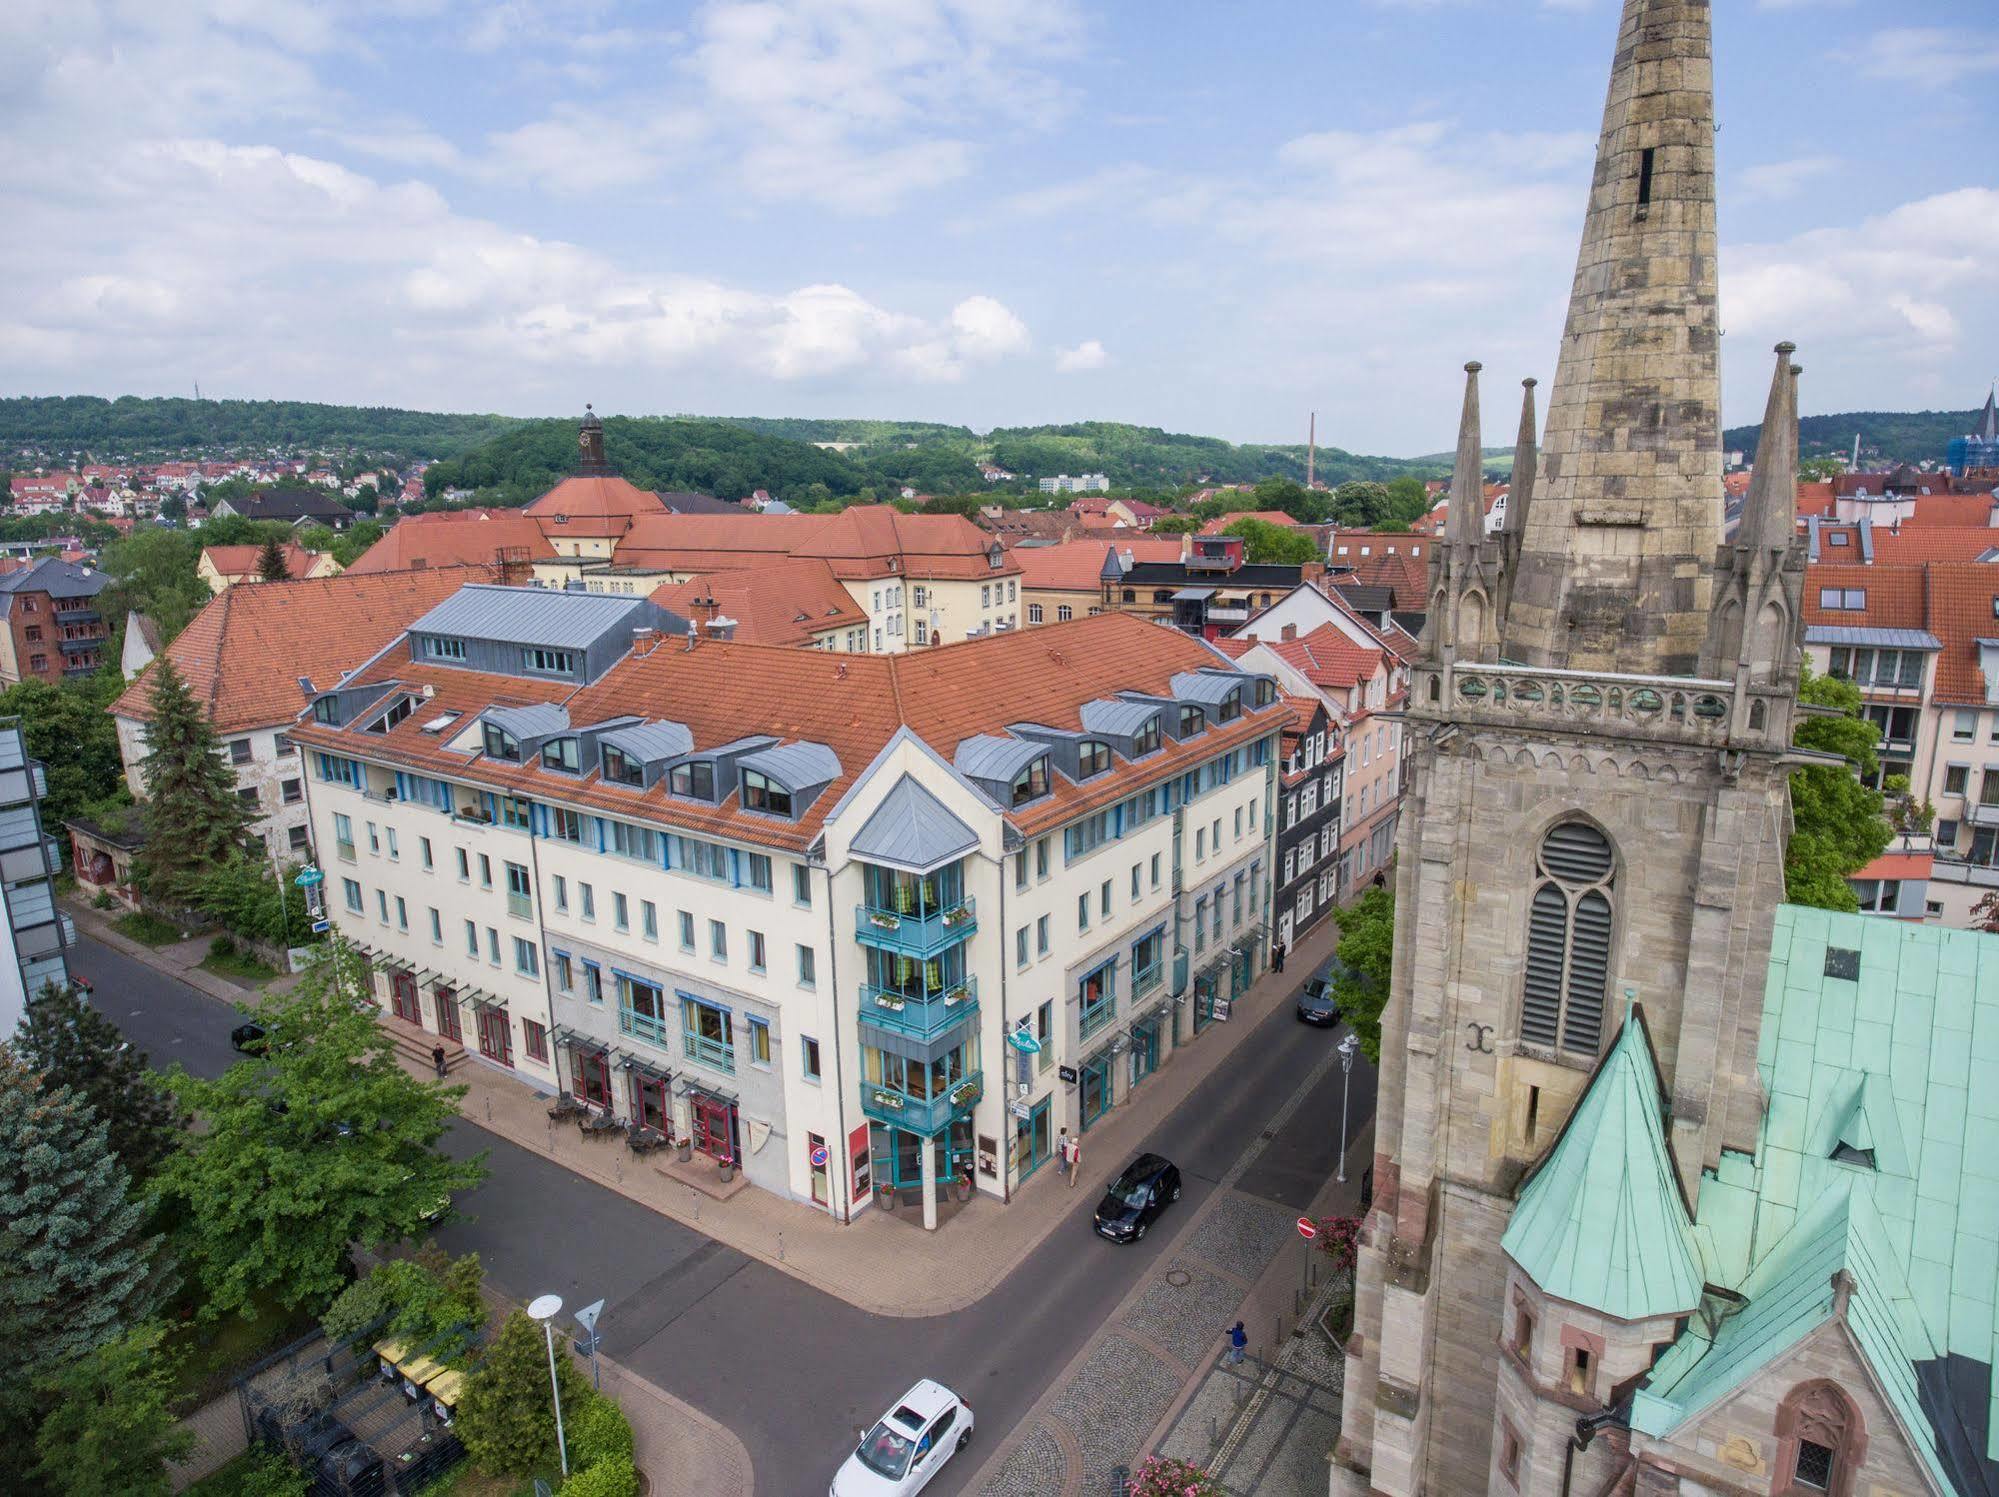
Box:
389 971 421 1025
692 1096 736 1163
570 1048 611 1108
433 987 462 1043
476 1007 513 1068
630 1074 670 1136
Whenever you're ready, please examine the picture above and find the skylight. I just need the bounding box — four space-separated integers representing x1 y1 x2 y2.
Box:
419 712 461 735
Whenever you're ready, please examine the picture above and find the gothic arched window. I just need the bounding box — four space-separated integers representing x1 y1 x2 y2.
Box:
1520 822 1615 1058
1775 1380 1865 1497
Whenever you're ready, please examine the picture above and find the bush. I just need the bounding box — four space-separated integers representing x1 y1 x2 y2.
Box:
569 1393 635 1469
209 934 237 958
457 1311 586 1478
1126 1456 1221 1496
321 1251 486 1353
561 1453 639 1497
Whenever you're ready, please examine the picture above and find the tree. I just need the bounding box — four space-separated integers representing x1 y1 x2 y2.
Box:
1786 661 1890 911
1149 514 1199 535
1313 1215 1364 1275
133 655 249 901
1222 517 1321 565
188 853 318 946
0 1051 168 1462
0 671 129 827
13 981 182 1184
97 527 210 644
30 1322 194 1496
255 536 291 582
1799 455 1844 482
1971 891 1999 934
153 938 487 1320
1331 480 1392 528
1328 886 1395 1062
321 1247 487 1351
456 1310 587 1478
326 519 384 568
1383 474 1431 527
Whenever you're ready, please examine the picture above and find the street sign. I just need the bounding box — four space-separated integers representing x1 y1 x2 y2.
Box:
810 1144 829 1168
295 866 324 886
1058 1064 1079 1084
1296 1217 1318 1240
311 919 331 934
1008 1026 1042 1055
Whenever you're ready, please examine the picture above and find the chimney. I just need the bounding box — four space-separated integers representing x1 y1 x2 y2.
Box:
707 613 738 643
631 626 655 656
1281 623 1298 642
1302 562 1325 585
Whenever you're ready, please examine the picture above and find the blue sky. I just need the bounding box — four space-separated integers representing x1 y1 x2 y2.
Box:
2 0 1993 454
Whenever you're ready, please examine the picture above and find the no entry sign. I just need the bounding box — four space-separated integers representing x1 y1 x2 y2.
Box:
1296 1217 1318 1240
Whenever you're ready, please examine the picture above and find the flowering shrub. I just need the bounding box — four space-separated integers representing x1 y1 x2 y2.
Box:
1126 1455 1221 1495
1314 1214 1364 1274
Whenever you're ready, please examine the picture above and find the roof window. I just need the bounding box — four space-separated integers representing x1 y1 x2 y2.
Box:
670 760 716 801
483 724 520 762
364 696 414 734
1178 704 1205 737
1076 741 1111 779
742 768 793 817
603 745 644 786
423 636 466 662
419 712 460 735
1010 755 1050 807
1822 947 1860 981
541 737 580 773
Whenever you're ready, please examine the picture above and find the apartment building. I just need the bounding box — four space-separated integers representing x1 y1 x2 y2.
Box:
1271 697 1343 952
112 566 504 860
0 719 71 1032
0 558 111 683
1100 535 1312 637
288 593 1283 1231
1013 538 1185 628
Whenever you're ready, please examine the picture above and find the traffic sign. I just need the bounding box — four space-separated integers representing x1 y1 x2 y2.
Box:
1008 1026 1042 1055
311 919 331 934
810 1144 829 1168
1296 1217 1318 1240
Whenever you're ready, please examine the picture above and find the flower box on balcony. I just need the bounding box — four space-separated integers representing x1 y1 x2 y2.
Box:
940 905 971 927
873 994 907 1013
867 912 901 931
949 1078 980 1108
869 1088 905 1111
942 986 969 1006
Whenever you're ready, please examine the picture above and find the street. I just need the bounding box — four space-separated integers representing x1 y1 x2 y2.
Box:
75 931 1377 1496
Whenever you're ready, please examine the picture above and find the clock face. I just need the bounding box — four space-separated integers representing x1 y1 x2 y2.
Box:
579 430 590 452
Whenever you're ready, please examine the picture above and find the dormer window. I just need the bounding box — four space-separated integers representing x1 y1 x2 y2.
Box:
1217 688 1242 723
541 737 579 773
1077 740 1111 779
523 646 574 675
987 546 1003 569
670 761 715 800
1179 704 1205 736
1010 755 1050 807
365 697 413 733
312 696 339 724
742 769 793 817
1131 718 1161 757
603 746 644 786
483 724 520 761
423 636 466 662
1253 680 1276 708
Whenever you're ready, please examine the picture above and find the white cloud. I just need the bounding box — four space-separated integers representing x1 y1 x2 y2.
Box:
1737 155 1840 202
1056 339 1108 372
1846 28 1999 88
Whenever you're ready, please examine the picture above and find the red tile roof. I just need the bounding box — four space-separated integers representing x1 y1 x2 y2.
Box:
1013 538 1186 593
1262 623 1387 691
201 543 323 581
1910 493 1998 527
1197 511 1303 536
1861 526 1999 566
650 559 866 647
1794 482 1837 518
614 505 1020 581
1801 563 1927 631
1926 564 1999 704
523 474 667 537
345 510 556 574
113 565 501 734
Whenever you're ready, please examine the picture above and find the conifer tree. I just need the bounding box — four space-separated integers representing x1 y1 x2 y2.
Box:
0 1051 168 1461
13 981 183 1185
456 1310 587 1478
134 656 249 900
255 536 291 582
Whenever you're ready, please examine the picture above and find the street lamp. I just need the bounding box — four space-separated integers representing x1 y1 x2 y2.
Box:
527 1293 570 1478
1336 1032 1358 1185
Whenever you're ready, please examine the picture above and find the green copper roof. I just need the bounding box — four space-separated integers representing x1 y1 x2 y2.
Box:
1501 1007 1704 1321
1631 906 1999 1494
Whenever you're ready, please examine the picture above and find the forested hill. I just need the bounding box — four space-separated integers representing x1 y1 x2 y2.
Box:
1724 408 1981 467
0 396 522 459
977 422 1443 488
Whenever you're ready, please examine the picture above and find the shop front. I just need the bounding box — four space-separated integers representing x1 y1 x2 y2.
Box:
470 998 512 1067
568 1041 613 1111
1013 1095 1053 1181
859 1031 982 1230
389 969 422 1025
431 985 462 1044
1128 1010 1162 1089
623 1056 672 1137
686 1084 739 1164
1078 1048 1114 1131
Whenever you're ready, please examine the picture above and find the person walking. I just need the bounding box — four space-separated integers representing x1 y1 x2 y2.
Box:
430 1043 448 1079
1272 940 1287 975
1066 1133 1082 1188
1224 1321 1248 1367
1056 1126 1070 1180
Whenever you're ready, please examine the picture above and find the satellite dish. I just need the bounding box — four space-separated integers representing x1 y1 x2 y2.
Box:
527 1293 563 1322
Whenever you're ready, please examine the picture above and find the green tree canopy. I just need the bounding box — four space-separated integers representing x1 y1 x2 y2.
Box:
456 1310 587 1478
1328 886 1395 1062
1148 514 1199 535
1331 480 1393 529
0 671 130 827
321 1247 486 1352
255 536 291 581
13 982 182 1185
98 528 210 645
134 656 250 901
153 940 487 1320
1786 660 1891 910
0 1051 169 1459
1221 517 1322 565
30 1321 194 1497
1383 474 1431 526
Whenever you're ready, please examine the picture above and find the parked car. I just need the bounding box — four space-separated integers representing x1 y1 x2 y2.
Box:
831 1379 974 1495
1296 966 1342 1027
1093 1153 1183 1243
230 1021 269 1054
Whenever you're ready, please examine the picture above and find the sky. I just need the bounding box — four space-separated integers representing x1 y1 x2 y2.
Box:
2 0 1994 456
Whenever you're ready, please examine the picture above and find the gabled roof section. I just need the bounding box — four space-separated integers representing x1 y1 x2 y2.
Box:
1501 1006 1704 1321
409 584 664 649
524 473 667 535
599 720 692 763
345 509 556 574
849 774 980 875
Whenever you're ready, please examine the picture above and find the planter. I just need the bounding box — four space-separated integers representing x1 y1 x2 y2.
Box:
878 1184 897 1212
718 1160 735 1183
942 987 968 1007
868 913 902 931
869 1088 905 1112
954 1175 972 1204
873 994 907 1012
676 1141 693 1163
948 1079 980 1108
940 906 971 927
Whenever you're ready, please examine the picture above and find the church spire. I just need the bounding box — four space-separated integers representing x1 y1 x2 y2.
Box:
1500 0 1722 678
1445 362 1484 546
1737 344 1799 555
1981 384 1997 444
1505 377 1539 539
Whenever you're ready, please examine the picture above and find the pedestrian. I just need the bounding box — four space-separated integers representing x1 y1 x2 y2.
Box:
430 1043 447 1079
1224 1321 1247 1367
1066 1134 1081 1188
1272 940 1287 975
1056 1126 1070 1178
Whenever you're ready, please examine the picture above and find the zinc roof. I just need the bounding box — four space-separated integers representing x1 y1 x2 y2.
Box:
599 720 693 763
739 741 841 789
409 584 650 649
847 774 980 875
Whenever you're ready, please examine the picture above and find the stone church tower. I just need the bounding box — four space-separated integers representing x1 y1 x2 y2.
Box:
1330 2 1810 1492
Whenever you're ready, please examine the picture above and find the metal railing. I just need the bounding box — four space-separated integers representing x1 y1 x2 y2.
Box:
859 1069 983 1135
1079 995 1117 1040
857 978 979 1042
854 897 977 958
506 892 533 920
618 1005 671 1048
682 1029 735 1073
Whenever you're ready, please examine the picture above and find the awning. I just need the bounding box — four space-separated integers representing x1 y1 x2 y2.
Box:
618 1051 672 1084
1170 586 1217 601
549 1025 606 1054
461 990 507 1013
678 1077 738 1107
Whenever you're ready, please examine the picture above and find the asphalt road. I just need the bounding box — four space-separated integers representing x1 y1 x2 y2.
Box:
74 931 1377 1497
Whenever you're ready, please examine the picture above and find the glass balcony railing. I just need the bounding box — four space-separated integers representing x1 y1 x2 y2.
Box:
1132 961 1163 996
618 1005 671 1048
857 978 979 1043
1079 995 1117 1040
682 1029 735 1073
854 896 976 958
859 1069 983 1135
506 892 533 920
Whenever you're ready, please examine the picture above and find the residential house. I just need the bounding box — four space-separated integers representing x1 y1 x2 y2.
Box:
209 486 357 530
650 559 870 649
0 558 110 683
1037 473 1111 495
345 509 556 577
1271 697 1344 951
1100 534 1312 637
197 544 341 593
1014 538 1186 627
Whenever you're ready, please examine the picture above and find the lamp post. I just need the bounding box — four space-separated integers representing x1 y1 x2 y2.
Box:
527 1293 570 1478
1336 1032 1358 1185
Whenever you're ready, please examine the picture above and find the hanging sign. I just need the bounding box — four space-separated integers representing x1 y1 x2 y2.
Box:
1058 1064 1079 1084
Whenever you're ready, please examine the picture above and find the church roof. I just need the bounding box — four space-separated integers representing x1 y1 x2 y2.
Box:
1632 907 1999 1495
1501 1006 1705 1321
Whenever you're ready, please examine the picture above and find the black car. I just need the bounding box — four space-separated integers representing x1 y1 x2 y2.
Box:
1296 964 1343 1027
231 1021 269 1054
1093 1153 1182 1243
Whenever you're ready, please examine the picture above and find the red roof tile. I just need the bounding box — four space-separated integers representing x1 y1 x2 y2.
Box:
1197 511 1303 536
523 474 667 536
346 509 557 574
1802 564 1927 631
650 559 866 647
201 543 324 580
1013 538 1186 593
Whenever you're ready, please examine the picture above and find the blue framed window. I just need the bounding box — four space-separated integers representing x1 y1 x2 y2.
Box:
1131 927 1165 994
513 937 540 977
342 877 362 913
1078 958 1117 1039
681 995 735 1072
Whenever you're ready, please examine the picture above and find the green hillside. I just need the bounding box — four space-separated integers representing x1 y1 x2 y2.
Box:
0 395 520 460
980 421 1446 489
1724 408 1981 467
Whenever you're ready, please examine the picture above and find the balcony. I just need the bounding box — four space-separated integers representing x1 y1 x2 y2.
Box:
859 1069 983 1135
1932 856 1999 890
857 978 979 1044
1132 961 1163 997
618 1004 671 1049
54 606 99 625
506 891 533 920
855 896 976 959
57 636 101 655
682 1029 736 1074
0 837 61 883
335 838 357 862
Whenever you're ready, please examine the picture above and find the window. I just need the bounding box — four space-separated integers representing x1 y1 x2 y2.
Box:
1037 914 1050 955
1499 1420 1521 1488
602 744 644 785
682 996 734 1071
420 836 433 869
579 882 596 920
465 919 478 956
710 919 727 959
749 929 767 972
237 787 260 809
1028 603 1044 624
479 853 493 887
1795 1441 1834 1490
612 892 630 931
1817 587 1866 611
1567 1345 1593 1397
482 723 520 760
802 1036 822 1081
1954 710 1978 743
1100 879 1112 918
522 646 573 674
1056 605 1072 622
395 896 408 931
542 736 580 772
1519 823 1615 1059
549 807 584 843
342 877 362 913
748 853 773 892
642 900 659 940
1036 838 1050 879
610 820 661 864
1010 756 1050 806
679 909 695 949
553 951 573 991
1077 740 1111 778
429 907 442 944
279 777 302 805
747 1017 771 1067
229 738 253 765
670 761 715 800
288 823 310 852
1077 892 1090 931
1131 717 1160 756
797 944 816 987
523 1019 548 1063
1130 863 1141 899
514 937 540 976
1195 827 1205 860
793 863 812 905
1777 1381 1861 1496
487 927 501 964
1823 946 1860 981
423 636 466 661
1016 925 1030 968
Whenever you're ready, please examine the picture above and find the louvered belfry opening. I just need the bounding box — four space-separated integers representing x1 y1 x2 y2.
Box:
1520 822 1615 1058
